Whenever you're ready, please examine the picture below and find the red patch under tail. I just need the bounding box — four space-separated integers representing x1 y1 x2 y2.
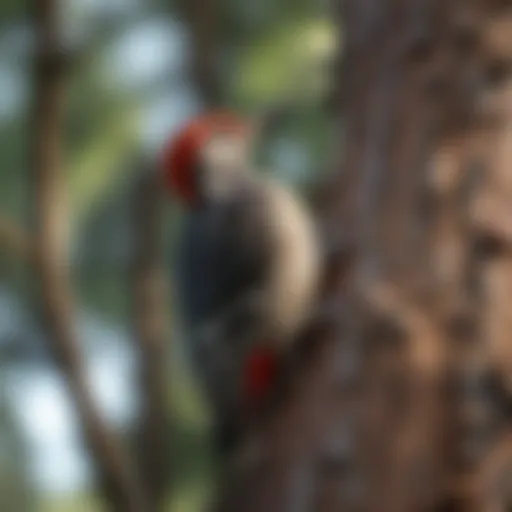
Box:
243 346 278 405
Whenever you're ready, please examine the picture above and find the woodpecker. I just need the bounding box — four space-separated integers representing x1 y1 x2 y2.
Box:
161 112 320 455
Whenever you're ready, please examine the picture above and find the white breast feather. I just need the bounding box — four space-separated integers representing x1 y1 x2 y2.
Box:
261 178 321 346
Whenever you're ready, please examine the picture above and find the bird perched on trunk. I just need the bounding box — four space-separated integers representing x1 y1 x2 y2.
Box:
161 111 320 456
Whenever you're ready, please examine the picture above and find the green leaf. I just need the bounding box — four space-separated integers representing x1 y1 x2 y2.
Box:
68 106 140 224
235 18 338 107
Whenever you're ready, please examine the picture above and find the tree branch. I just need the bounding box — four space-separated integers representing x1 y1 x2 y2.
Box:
31 1 148 510
131 165 171 511
180 0 222 107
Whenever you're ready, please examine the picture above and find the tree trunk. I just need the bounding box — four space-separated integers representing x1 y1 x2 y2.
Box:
131 166 170 511
31 2 148 510
214 1 512 510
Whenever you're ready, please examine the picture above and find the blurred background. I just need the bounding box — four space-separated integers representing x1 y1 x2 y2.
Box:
0 0 337 510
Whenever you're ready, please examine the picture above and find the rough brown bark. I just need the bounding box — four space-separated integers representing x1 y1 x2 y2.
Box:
214 1 512 511
31 2 148 511
131 167 170 512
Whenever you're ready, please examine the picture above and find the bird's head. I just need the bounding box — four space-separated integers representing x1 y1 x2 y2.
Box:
161 111 253 207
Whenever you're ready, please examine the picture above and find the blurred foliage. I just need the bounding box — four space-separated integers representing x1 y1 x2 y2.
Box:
235 18 337 107
68 105 139 223
65 57 141 224
0 0 28 20
0 373 35 511
41 494 102 512
0 118 27 218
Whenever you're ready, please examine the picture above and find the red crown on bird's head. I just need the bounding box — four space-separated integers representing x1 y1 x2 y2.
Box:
161 111 249 205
